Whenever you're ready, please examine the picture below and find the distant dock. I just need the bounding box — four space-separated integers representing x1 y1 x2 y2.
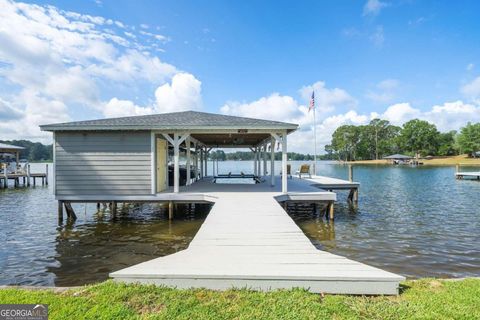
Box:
0 164 48 188
456 171 480 180
455 163 480 180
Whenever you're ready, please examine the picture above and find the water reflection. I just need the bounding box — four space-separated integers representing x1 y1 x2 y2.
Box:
50 203 211 286
287 165 480 279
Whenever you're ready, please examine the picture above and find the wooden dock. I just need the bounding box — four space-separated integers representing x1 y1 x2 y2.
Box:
305 175 360 204
110 176 405 295
456 171 480 180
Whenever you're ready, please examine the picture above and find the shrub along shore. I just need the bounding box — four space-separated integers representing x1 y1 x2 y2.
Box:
1 278 479 319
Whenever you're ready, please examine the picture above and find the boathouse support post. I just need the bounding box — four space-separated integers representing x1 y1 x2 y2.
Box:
64 202 77 220
281 132 288 193
270 137 275 187
263 144 268 176
250 147 256 176
3 165 7 188
45 164 49 185
258 148 262 176
212 149 215 176
27 164 31 186
168 201 173 220
327 201 334 220
200 148 204 179
205 147 212 178
193 142 198 181
173 134 181 193
58 201 63 222
162 133 189 193
186 137 191 186
253 148 257 176
251 148 256 176
255 148 258 176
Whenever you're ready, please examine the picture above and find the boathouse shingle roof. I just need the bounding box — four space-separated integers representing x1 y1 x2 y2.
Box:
0 143 25 150
383 154 413 159
40 111 298 132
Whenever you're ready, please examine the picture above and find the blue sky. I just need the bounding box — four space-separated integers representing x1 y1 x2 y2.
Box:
1 0 480 152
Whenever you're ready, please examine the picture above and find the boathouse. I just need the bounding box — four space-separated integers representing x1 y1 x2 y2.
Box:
41 111 404 295
40 111 297 199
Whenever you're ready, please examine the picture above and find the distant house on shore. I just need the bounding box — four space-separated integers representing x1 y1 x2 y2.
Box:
383 154 413 164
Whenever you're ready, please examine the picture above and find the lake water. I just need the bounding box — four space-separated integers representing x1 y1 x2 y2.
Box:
0 161 479 286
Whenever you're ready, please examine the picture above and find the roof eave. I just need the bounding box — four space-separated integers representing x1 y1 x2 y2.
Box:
40 124 298 132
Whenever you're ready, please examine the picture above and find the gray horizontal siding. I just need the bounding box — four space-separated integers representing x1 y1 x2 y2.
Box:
55 131 152 197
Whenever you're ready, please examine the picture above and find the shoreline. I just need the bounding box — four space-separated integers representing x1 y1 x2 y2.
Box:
345 154 480 166
2 276 479 291
1 279 479 318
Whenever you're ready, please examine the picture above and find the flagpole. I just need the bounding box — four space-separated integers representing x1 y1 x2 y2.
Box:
313 99 317 176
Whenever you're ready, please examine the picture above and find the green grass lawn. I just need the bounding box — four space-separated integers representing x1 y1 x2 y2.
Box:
1 279 479 319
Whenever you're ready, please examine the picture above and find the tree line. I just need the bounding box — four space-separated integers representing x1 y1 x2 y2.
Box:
209 150 331 161
0 140 53 161
325 119 480 161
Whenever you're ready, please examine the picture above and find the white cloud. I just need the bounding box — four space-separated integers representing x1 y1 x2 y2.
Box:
0 98 23 120
103 98 154 118
461 76 480 100
366 79 399 103
424 101 480 132
299 81 357 114
373 101 480 132
0 0 185 141
155 73 203 113
381 102 421 124
218 78 480 153
221 93 301 122
369 25 385 47
0 90 70 141
139 30 170 43
363 0 387 16
219 81 360 153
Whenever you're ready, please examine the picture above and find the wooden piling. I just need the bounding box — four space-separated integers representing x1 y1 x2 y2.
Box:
64 202 77 220
27 164 31 186
3 165 7 188
111 201 117 215
327 202 334 220
348 164 353 182
168 201 174 220
58 200 63 222
45 164 48 185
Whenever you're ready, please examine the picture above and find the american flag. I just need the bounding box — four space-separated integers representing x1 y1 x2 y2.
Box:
308 91 315 112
